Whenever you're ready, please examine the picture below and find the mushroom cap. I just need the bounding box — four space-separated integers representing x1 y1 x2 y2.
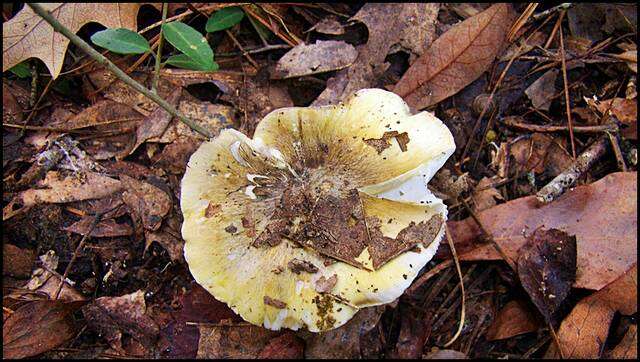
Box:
181 89 455 332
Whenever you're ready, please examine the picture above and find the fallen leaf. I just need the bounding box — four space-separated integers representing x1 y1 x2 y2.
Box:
312 3 440 106
2 300 82 359
160 283 240 358
545 264 637 358
423 348 467 359
605 324 637 359
131 87 182 154
196 323 280 359
2 244 36 278
3 82 23 124
150 101 235 143
2 3 140 78
154 136 201 174
272 40 357 79
308 16 345 35
82 290 160 355
305 306 385 358
517 229 577 323
394 3 514 109
592 97 637 140
449 172 637 291
48 99 143 132
19 251 86 302
63 216 133 237
507 132 573 176
390 305 431 358
525 69 558 111
4 171 123 220
120 174 172 232
144 228 184 263
486 299 540 341
472 176 504 212
256 332 304 359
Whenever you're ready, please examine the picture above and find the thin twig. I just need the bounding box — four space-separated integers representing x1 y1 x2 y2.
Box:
53 212 104 299
152 3 168 94
559 25 577 159
533 3 573 21
225 29 259 69
606 131 627 171
28 3 211 139
548 323 566 359
502 118 618 134
216 44 291 57
543 9 566 49
442 226 466 348
536 136 609 203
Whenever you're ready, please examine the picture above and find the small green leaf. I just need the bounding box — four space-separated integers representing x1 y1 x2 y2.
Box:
166 54 219 72
162 22 215 70
91 28 151 54
8 62 31 78
206 7 245 33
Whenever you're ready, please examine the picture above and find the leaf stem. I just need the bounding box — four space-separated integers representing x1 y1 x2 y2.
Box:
27 3 212 139
152 3 168 94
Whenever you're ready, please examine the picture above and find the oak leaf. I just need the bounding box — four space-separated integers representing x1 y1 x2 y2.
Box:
3 3 140 79
394 3 514 109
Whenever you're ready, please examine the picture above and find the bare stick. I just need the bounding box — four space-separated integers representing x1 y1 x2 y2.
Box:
536 136 609 203
27 3 212 139
559 25 577 159
502 118 618 134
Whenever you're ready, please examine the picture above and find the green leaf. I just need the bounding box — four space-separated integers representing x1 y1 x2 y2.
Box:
206 7 245 33
91 28 151 54
162 22 215 69
8 62 31 78
166 54 219 72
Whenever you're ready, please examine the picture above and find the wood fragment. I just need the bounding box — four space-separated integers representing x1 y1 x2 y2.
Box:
536 137 609 203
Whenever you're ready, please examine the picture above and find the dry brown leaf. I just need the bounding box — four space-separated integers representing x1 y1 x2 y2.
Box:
517 229 577 323
4 171 123 220
64 216 133 238
17 251 86 302
196 323 279 359
593 97 637 140
272 40 357 79
472 176 504 212
423 348 467 359
606 324 637 359
305 306 385 358
449 172 637 291
524 69 558 111
120 174 172 232
545 264 637 358
485 300 540 341
82 290 160 355
130 87 182 154
394 3 514 110
2 244 36 278
144 228 184 263
3 3 140 78
507 132 573 176
48 100 143 132
312 3 440 106
2 300 82 359
308 16 345 35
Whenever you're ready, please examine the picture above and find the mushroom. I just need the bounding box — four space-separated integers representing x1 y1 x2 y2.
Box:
181 89 455 332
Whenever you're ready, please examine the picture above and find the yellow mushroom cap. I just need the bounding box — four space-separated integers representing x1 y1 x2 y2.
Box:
181 89 455 332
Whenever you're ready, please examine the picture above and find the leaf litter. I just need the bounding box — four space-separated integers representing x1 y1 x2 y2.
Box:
2 3 638 359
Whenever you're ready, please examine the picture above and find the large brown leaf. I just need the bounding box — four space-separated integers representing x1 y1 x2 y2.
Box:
448 172 637 291
3 300 82 359
394 3 514 109
545 264 637 358
3 3 140 78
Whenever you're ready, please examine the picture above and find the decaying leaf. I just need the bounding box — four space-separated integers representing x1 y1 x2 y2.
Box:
2 244 36 278
394 3 514 109
605 324 637 359
506 132 574 176
63 216 133 237
272 40 357 79
2 3 140 78
196 323 287 359
304 306 385 358
308 16 345 35
590 97 637 140
82 290 160 355
471 176 504 212
131 87 183 154
120 174 172 232
524 69 558 111
4 171 123 220
486 299 540 341
18 251 86 302
48 99 143 132
312 3 440 106
449 172 637 291
423 348 467 359
545 264 637 359
2 300 82 359
517 229 577 323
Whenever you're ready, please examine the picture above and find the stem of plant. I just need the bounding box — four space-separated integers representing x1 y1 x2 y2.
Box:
152 2 168 94
27 3 212 139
